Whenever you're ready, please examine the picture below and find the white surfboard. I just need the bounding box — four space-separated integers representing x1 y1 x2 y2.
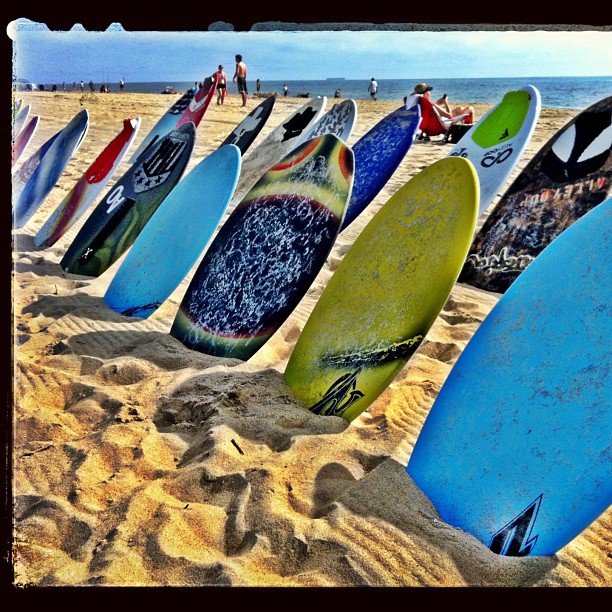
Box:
448 85 541 215
295 98 357 147
229 96 327 205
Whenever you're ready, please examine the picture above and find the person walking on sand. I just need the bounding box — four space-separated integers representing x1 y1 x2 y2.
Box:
233 54 248 107
368 77 378 101
215 65 228 105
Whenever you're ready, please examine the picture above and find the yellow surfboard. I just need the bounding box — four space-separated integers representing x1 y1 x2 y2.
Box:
284 156 479 422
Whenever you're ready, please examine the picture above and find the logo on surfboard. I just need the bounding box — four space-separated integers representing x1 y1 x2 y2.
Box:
281 107 319 141
309 369 365 417
133 136 188 193
309 333 426 416
489 494 542 556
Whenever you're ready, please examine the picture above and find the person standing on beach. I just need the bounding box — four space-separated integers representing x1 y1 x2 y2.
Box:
233 54 248 107
283 84 289 97
256 79 261 96
80 80 84 93
119 78 125 92
215 65 228 105
368 77 378 100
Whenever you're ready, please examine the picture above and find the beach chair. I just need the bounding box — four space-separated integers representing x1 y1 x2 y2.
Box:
416 95 471 141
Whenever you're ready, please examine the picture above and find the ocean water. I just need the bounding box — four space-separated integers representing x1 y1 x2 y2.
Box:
106 76 612 110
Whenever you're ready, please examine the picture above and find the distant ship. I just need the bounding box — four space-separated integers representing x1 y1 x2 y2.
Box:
327 77 346 80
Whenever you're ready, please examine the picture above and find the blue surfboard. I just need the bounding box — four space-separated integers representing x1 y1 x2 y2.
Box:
340 104 420 231
407 198 612 557
104 144 241 318
12 109 89 228
129 87 196 163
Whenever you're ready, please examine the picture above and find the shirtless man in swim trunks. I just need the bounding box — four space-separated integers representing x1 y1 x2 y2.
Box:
233 54 248 107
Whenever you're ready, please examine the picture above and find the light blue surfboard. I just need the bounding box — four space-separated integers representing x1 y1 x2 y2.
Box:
341 104 420 231
12 108 89 228
103 144 242 318
407 197 612 557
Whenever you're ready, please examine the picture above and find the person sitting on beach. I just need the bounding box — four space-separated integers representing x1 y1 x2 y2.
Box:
404 83 474 141
405 83 474 122
435 92 474 124
334 89 342 98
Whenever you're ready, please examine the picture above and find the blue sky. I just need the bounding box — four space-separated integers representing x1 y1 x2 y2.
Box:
8 18 612 84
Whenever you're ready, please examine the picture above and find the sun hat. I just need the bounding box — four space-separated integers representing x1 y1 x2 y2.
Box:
414 83 433 94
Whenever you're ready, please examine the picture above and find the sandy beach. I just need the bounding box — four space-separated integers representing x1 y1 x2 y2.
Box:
10 89 611 588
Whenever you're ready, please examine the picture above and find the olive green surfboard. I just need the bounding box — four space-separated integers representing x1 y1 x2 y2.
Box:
284 156 479 422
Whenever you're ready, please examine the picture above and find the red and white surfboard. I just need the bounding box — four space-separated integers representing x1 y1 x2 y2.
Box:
34 118 141 248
